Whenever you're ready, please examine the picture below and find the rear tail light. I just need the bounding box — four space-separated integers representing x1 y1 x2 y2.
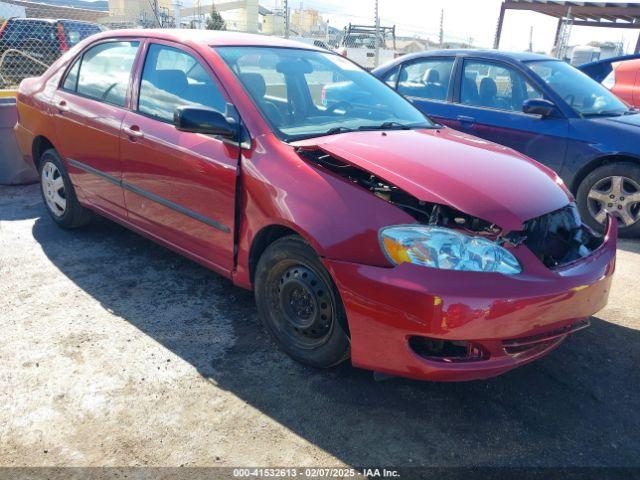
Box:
56 23 68 52
0 19 9 40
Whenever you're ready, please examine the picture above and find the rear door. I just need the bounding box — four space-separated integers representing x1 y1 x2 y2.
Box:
52 39 140 218
120 40 239 274
391 56 456 125
445 58 569 174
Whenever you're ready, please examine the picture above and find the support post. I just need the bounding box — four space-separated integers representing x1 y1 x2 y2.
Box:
374 0 380 68
284 0 289 38
635 31 640 54
493 2 505 49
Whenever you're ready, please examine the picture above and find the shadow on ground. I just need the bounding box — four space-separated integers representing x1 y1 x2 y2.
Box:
23 200 640 468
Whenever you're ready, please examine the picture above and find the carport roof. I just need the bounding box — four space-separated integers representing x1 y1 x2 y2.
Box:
494 1 640 53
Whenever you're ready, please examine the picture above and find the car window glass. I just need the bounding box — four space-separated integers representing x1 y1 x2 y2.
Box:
76 41 139 106
461 60 542 111
397 58 454 101
59 21 103 47
234 53 288 102
217 46 433 141
3 21 55 42
62 58 80 91
527 59 627 116
138 44 227 123
384 67 398 88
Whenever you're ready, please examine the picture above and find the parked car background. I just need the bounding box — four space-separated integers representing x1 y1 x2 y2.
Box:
371 50 640 237
579 54 640 108
0 18 103 87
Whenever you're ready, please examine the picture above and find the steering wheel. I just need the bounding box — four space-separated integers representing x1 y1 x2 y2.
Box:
101 83 118 101
564 94 575 106
326 101 353 114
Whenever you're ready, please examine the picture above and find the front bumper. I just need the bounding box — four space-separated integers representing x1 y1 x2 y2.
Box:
324 219 617 381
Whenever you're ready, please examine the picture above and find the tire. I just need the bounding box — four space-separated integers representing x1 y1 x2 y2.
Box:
576 162 640 238
254 235 350 368
38 149 92 229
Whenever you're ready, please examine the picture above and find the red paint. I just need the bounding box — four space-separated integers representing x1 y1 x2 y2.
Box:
609 58 640 108
15 30 617 381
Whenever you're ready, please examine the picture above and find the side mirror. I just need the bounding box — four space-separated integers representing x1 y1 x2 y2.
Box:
523 98 558 118
174 107 237 139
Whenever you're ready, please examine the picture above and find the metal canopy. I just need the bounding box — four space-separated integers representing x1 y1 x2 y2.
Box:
494 0 640 53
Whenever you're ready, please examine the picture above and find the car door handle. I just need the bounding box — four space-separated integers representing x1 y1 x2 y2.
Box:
123 125 144 139
56 100 70 113
457 115 476 125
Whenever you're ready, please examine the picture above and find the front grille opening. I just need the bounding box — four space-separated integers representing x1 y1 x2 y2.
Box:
521 204 604 268
409 336 488 363
502 319 590 357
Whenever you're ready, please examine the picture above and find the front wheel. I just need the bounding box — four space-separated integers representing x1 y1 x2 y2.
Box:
576 162 640 238
254 235 350 368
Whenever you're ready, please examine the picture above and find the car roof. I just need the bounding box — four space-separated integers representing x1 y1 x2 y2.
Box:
90 29 325 51
6 18 99 25
393 49 553 65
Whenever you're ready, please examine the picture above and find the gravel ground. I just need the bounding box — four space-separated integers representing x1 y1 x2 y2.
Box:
1 183 639 468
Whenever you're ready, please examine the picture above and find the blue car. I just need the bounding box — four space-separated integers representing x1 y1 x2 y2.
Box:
365 50 640 237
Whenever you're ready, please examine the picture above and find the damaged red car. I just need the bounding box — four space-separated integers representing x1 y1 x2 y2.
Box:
15 30 617 381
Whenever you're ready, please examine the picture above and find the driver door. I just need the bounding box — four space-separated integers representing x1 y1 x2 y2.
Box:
448 58 569 174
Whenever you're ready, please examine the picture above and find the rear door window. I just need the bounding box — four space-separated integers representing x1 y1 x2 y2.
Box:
138 43 227 123
74 41 140 107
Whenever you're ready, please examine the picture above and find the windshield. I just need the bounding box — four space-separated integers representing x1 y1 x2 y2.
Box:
216 46 433 141
527 59 629 117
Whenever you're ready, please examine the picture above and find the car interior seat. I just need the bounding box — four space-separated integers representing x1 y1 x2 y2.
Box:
239 72 284 125
461 75 479 105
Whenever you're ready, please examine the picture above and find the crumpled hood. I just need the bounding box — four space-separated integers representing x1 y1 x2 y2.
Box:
292 128 571 232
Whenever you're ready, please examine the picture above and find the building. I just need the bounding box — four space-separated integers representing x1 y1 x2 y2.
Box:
107 0 174 27
290 7 327 35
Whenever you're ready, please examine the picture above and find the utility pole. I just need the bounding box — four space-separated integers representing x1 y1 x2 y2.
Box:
374 0 380 67
528 25 533 52
173 0 182 28
284 0 290 38
439 9 444 48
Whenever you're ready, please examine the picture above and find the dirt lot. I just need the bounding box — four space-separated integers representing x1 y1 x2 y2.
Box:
1 183 639 468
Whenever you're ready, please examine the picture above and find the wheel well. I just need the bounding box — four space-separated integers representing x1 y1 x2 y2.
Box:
570 155 640 193
32 136 55 168
249 225 299 286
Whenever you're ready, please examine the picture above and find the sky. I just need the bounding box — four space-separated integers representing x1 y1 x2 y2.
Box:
262 0 639 53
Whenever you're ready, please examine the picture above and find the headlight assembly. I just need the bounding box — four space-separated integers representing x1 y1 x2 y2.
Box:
379 225 521 275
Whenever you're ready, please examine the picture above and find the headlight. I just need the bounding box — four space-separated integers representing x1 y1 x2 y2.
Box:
379 225 521 275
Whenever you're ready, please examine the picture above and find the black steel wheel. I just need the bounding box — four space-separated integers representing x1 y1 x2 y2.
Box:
255 235 350 368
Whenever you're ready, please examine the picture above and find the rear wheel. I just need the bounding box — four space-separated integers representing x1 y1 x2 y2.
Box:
576 162 640 238
38 149 92 229
254 235 350 368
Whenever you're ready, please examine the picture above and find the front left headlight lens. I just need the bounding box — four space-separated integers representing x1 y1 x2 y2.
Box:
379 225 521 275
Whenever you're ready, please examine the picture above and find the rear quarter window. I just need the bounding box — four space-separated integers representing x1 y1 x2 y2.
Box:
2 20 55 42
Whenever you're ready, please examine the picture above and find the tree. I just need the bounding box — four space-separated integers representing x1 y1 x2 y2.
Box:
206 4 226 30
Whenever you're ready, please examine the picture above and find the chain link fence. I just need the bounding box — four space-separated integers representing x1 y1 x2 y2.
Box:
0 0 480 91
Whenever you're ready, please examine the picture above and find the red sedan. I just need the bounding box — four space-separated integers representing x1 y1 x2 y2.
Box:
14 30 617 381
